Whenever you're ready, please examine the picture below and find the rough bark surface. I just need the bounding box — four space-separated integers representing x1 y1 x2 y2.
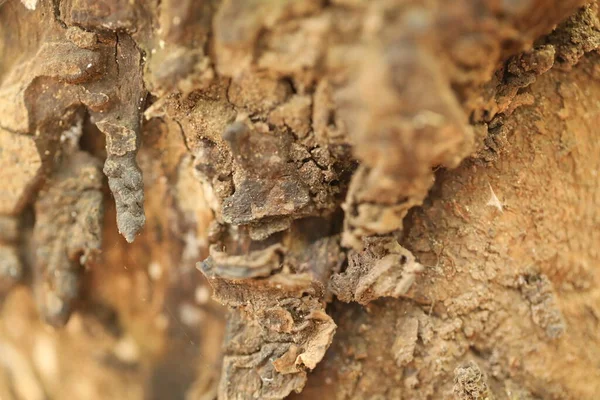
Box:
0 0 599 399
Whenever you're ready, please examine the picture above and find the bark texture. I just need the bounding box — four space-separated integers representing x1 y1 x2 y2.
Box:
0 0 599 399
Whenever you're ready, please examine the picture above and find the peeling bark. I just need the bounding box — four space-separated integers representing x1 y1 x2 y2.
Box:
1 0 599 399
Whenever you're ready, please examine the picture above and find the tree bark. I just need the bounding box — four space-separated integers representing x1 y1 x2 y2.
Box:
0 0 599 399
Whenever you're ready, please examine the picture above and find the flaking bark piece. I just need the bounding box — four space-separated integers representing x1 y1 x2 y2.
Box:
220 311 308 400
207 287 335 400
202 243 284 279
544 3 600 71
213 0 324 76
60 0 140 32
89 34 147 243
453 361 495 400
221 121 312 227
518 271 566 339
330 236 424 305
146 0 214 95
199 222 341 399
33 151 104 327
219 308 335 399
339 30 471 249
103 154 145 243
0 39 102 133
392 317 419 368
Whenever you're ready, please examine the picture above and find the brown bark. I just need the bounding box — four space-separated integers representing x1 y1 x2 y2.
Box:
0 0 599 399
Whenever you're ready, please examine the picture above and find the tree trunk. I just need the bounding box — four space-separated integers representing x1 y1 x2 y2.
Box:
0 0 599 399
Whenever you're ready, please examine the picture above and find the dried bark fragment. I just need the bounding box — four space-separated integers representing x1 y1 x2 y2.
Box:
472 4 600 160
330 236 424 305
342 166 433 250
59 0 140 32
453 361 494 400
205 243 284 279
228 72 293 114
213 0 324 77
33 150 104 326
545 2 600 70
201 268 337 399
145 0 214 95
218 303 335 400
102 153 144 243
65 26 98 50
312 80 347 144
0 39 102 133
338 17 472 249
221 121 311 228
518 272 566 339
200 220 342 399
196 117 346 241
496 45 557 112
269 95 313 140
392 317 419 368
90 34 147 243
